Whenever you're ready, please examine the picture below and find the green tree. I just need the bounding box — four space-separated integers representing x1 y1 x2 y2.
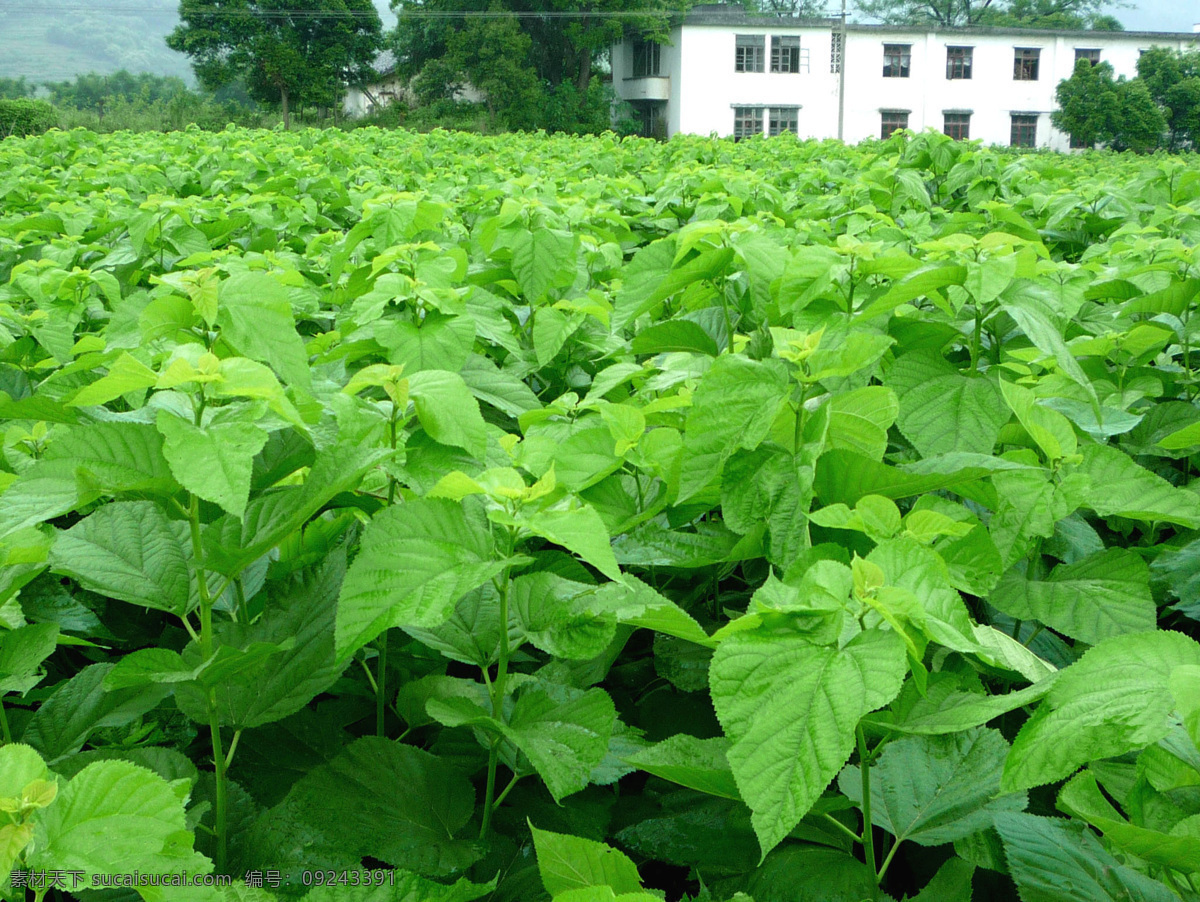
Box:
168 0 383 128
0 76 35 100
857 0 1118 28
1136 47 1200 149
1112 79 1166 153
1052 58 1119 148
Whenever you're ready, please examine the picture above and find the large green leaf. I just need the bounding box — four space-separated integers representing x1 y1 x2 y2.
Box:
677 355 790 503
990 548 1156 645
993 812 1177 902
408 370 488 458
889 353 1009 457
50 501 190 615
516 505 622 581
1003 631 1200 792
336 498 505 660
511 228 577 302
1072 442 1200 528
709 628 907 855
0 623 59 695
29 760 208 877
252 738 479 877
217 271 311 390
624 734 740 800
839 727 1026 846
156 412 269 519
825 385 898 461
0 422 177 537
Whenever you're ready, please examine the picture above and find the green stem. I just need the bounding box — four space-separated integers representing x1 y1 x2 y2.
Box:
493 772 521 809
821 812 862 845
0 697 10 744
857 725 880 899
376 634 388 738
970 305 983 374
876 834 903 882
225 729 242 769
189 491 227 874
479 530 515 840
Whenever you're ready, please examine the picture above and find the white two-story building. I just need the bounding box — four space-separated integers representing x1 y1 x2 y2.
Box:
612 4 1199 149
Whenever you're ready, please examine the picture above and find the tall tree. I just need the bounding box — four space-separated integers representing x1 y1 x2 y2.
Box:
856 0 1116 28
168 0 383 128
1052 57 1165 152
1136 47 1200 150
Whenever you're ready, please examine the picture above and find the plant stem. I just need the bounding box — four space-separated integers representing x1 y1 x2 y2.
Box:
479 746 499 840
189 491 227 874
970 305 983 374
857 725 880 899
479 529 515 840
877 835 903 882
821 812 862 844
0 698 10 744
493 772 521 808
375 634 388 738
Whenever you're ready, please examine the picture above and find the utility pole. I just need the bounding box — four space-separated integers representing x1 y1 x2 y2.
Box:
837 0 847 141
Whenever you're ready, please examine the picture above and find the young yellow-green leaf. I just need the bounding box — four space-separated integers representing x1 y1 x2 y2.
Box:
530 824 644 897
677 355 790 503
709 628 907 856
156 412 269 519
1002 631 1200 792
67 352 158 407
993 812 1177 902
335 498 506 660
865 678 1055 735
28 760 209 878
0 743 48 800
408 370 488 458
49 501 191 616
991 548 1156 645
1172 665 1200 747
839 727 1026 847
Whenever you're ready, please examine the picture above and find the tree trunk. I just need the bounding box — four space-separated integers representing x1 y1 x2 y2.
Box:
576 47 592 96
281 86 290 130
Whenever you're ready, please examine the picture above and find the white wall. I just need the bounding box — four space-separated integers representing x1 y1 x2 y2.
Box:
613 19 1198 148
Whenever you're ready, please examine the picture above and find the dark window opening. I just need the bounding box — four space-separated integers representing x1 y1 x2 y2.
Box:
946 46 972 79
736 35 765 73
1011 113 1038 146
734 106 764 139
944 112 970 140
1075 48 1101 66
632 40 661 77
881 110 909 138
771 35 801 73
1014 47 1040 80
883 43 911 78
769 106 799 135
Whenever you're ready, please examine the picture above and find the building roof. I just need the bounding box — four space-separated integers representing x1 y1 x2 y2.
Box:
680 3 1199 40
372 49 397 76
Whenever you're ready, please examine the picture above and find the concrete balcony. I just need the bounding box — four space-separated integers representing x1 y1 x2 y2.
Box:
622 76 671 102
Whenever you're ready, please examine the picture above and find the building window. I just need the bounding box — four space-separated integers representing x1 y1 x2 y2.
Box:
734 106 764 139
632 39 661 77
881 110 909 138
1013 48 1040 80
1075 48 1101 66
736 35 765 73
946 46 972 79
769 106 799 135
831 31 843 73
883 44 911 78
944 112 971 140
1011 113 1038 146
771 35 801 73
1069 132 1091 149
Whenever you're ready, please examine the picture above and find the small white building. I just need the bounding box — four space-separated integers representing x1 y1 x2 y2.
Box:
344 51 406 118
612 5 1199 149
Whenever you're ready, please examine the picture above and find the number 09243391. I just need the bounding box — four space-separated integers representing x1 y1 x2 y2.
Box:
301 870 394 887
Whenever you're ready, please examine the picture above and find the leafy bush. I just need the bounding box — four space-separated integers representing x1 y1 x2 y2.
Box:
0 99 57 138
0 127 1199 902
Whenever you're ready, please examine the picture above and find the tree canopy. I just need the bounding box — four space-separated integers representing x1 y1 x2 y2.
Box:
168 0 384 127
855 0 1120 29
1052 57 1169 152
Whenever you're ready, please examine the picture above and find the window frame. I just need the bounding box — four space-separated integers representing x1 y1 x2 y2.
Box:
1013 47 1040 81
631 39 661 78
735 34 766 73
946 45 973 80
883 43 912 78
733 105 765 140
943 112 971 140
880 110 909 138
768 106 799 136
1010 113 1038 147
771 35 801 74
1074 48 1101 66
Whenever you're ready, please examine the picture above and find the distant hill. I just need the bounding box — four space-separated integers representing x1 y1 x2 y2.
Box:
0 0 396 87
